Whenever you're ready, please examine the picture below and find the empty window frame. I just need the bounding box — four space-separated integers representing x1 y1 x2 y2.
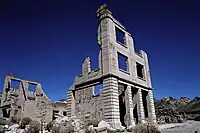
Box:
28 83 37 92
115 27 125 45
93 83 103 96
136 62 145 79
118 52 129 72
10 79 20 89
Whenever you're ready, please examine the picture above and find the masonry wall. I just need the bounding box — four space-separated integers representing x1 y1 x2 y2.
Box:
0 75 52 123
74 88 104 122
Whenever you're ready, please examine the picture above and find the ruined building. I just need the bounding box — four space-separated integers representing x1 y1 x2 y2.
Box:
0 74 68 124
66 4 156 129
0 4 156 129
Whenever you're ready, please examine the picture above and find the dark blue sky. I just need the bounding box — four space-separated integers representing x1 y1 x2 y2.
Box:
0 0 200 101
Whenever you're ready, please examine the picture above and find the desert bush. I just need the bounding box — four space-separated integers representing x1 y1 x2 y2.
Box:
0 117 10 126
0 125 4 133
46 121 54 131
52 124 60 133
52 116 86 133
11 116 20 124
52 122 75 133
84 119 100 133
85 119 99 127
194 115 200 121
52 123 75 133
20 117 32 129
133 123 161 133
60 124 75 133
24 120 40 133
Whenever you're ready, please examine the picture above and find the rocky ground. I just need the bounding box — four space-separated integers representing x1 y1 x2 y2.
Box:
160 121 200 133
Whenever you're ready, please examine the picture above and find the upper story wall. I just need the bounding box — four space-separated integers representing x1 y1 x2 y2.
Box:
97 4 152 88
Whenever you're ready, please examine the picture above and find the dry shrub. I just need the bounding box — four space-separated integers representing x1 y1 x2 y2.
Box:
52 124 60 133
24 120 40 133
84 119 99 133
20 117 32 129
194 115 200 121
133 123 161 133
0 117 10 126
46 121 54 131
0 125 4 133
52 123 75 133
85 118 99 127
52 116 85 133
11 116 20 124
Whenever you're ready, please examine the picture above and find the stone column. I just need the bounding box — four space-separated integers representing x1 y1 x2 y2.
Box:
102 77 121 129
21 80 28 100
71 90 76 116
125 85 135 127
137 88 145 123
66 89 72 117
1 76 10 104
147 90 156 123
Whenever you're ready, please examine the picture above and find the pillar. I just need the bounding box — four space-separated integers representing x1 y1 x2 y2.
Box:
66 89 72 117
125 85 135 127
147 90 156 123
102 77 121 129
137 88 145 123
71 90 76 116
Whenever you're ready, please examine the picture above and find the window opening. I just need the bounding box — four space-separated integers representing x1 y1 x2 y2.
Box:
93 83 103 96
115 27 125 45
118 52 129 72
28 83 37 92
136 62 145 79
11 79 20 89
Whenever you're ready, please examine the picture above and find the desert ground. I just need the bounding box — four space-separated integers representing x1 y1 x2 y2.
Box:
159 121 200 133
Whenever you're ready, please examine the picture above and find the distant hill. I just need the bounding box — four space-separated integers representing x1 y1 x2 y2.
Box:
177 96 200 113
155 96 200 124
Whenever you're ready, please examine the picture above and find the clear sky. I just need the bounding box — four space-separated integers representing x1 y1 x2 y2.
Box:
0 0 200 101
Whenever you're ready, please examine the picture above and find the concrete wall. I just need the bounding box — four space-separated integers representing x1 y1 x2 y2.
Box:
74 89 104 122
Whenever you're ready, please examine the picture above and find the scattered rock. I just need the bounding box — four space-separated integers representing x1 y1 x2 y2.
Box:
52 116 85 133
8 124 19 131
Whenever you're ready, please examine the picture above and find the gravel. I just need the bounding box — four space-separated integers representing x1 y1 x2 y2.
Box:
161 121 200 133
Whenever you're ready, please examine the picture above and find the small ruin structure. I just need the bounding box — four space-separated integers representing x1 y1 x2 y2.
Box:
0 74 68 125
66 4 157 129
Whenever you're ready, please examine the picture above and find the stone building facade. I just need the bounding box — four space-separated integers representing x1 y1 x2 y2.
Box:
66 4 156 129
